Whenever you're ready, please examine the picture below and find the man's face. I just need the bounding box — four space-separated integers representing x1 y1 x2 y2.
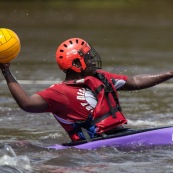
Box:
82 53 97 76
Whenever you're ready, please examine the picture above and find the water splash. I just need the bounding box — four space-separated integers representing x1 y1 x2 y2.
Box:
128 119 173 127
0 144 32 173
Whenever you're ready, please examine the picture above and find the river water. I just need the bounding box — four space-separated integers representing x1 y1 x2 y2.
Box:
1 1 173 172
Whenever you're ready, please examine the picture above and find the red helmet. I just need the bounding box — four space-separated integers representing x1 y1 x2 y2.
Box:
56 38 102 73
56 38 91 73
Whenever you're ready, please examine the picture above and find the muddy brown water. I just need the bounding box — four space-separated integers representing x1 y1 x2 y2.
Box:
1 1 173 173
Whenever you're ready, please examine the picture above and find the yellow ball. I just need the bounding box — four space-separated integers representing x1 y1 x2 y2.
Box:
0 28 21 63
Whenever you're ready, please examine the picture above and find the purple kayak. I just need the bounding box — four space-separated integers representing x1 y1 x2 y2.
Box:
47 126 173 150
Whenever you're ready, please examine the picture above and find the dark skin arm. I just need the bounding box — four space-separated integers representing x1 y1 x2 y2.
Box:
0 63 48 113
120 72 173 90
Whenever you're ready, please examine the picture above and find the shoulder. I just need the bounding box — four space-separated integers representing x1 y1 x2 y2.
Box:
37 82 65 97
96 69 128 81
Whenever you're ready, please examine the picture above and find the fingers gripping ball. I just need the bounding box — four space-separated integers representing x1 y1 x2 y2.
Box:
0 28 21 63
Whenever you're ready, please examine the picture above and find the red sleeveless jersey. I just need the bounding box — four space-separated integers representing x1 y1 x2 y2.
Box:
37 70 128 139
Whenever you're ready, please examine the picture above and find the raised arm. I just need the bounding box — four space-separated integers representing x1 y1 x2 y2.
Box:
120 71 173 91
0 63 48 113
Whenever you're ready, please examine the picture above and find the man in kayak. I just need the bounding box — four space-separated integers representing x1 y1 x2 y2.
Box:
0 38 173 142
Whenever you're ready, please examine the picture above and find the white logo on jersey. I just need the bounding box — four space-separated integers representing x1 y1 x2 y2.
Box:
77 88 97 112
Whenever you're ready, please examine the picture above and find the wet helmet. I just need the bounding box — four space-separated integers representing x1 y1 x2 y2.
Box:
56 38 102 73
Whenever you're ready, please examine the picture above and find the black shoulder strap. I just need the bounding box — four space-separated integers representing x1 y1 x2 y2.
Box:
94 72 122 112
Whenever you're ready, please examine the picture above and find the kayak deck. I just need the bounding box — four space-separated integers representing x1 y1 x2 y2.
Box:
47 126 173 150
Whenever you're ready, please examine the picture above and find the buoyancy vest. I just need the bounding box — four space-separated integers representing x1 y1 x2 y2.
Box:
64 72 127 141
